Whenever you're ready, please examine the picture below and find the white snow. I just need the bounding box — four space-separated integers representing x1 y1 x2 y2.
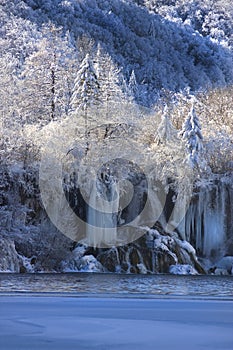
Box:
63 254 105 273
0 296 232 350
76 255 105 273
169 264 198 275
19 254 35 273
176 239 196 255
136 263 148 274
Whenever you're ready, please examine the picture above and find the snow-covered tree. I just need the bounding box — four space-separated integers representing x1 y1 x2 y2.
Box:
20 26 78 124
156 106 178 145
83 43 138 142
70 53 100 113
0 52 21 122
180 104 203 167
70 53 101 144
94 44 126 115
127 70 139 102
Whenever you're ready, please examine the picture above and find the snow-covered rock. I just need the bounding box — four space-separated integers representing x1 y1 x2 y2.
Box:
169 264 199 275
213 256 233 275
18 254 36 273
75 255 105 273
214 268 229 276
137 263 148 274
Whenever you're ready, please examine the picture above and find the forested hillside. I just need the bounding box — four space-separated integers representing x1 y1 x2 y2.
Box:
0 0 232 274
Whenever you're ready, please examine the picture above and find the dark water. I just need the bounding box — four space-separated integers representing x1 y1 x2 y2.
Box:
0 273 233 298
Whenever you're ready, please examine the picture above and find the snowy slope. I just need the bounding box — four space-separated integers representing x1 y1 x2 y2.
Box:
1 0 232 104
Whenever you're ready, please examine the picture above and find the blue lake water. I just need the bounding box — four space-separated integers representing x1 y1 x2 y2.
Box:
0 273 232 298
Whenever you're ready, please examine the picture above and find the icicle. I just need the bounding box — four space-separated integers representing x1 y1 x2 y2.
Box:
202 182 226 258
184 181 227 261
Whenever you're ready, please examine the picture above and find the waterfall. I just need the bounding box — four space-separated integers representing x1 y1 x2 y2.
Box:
183 180 230 260
85 176 231 259
86 177 119 248
64 161 232 272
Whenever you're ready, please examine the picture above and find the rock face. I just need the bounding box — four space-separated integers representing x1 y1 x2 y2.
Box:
12 227 74 272
87 229 205 275
0 165 74 272
0 228 74 273
0 237 20 272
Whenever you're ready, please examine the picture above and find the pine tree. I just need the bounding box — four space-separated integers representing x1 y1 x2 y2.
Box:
70 53 100 113
180 104 203 167
127 70 139 102
93 44 125 116
70 53 100 150
156 106 177 145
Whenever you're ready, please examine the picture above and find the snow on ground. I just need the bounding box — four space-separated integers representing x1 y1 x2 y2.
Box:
0 296 232 350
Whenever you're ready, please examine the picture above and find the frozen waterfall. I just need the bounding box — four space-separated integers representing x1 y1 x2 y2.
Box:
181 180 232 260
86 177 119 248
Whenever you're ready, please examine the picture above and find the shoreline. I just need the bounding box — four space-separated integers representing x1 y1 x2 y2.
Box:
1 291 233 302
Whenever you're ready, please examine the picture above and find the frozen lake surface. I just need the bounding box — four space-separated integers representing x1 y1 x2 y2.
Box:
0 296 233 350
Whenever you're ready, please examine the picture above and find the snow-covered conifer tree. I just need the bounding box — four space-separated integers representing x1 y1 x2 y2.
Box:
156 106 177 145
70 53 100 114
180 104 203 167
128 70 139 102
70 53 101 150
94 44 125 112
